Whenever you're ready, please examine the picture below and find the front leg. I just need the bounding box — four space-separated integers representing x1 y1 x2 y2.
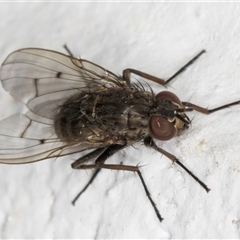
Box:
182 101 240 114
144 136 210 192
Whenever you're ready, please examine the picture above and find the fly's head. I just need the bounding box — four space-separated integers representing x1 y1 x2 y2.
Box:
150 91 192 141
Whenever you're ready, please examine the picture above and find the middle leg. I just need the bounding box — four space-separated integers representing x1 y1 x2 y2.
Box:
77 162 164 222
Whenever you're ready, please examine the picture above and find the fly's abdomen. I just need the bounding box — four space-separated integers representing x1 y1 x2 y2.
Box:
54 92 101 144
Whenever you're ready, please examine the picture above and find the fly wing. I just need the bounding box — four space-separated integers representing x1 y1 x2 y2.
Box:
0 111 105 164
0 48 126 119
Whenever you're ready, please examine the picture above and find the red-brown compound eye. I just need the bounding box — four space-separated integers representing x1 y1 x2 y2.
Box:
155 91 182 105
149 91 181 141
149 116 176 140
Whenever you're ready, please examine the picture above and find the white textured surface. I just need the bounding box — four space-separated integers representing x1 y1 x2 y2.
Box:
0 2 240 239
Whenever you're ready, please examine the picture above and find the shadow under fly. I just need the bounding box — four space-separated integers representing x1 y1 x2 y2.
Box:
0 46 239 223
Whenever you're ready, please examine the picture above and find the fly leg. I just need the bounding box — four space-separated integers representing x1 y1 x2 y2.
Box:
77 162 164 222
123 50 206 86
71 167 101 205
63 44 74 57
71 144 126 205
182 100 240 114
71 148 107 169
144 136 210 192
70 148 107 205
72 144 163 222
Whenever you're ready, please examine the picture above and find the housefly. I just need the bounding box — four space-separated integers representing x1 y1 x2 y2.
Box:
0 46 239 223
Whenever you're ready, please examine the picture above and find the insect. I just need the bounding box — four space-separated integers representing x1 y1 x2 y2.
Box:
0 46 239 223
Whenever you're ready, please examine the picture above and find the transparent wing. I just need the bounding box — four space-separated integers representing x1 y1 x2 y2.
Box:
0 111 105 164
0 48 125 119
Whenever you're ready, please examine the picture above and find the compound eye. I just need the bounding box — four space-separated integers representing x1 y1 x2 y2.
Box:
156 91 182 105
149 116 176 141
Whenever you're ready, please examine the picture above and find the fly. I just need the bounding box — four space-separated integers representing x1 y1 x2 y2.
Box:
0 46 239 223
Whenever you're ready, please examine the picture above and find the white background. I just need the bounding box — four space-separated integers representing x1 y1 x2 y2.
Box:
0 2 240 239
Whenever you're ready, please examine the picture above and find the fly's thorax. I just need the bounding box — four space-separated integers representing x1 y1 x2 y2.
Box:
85 88 155 141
